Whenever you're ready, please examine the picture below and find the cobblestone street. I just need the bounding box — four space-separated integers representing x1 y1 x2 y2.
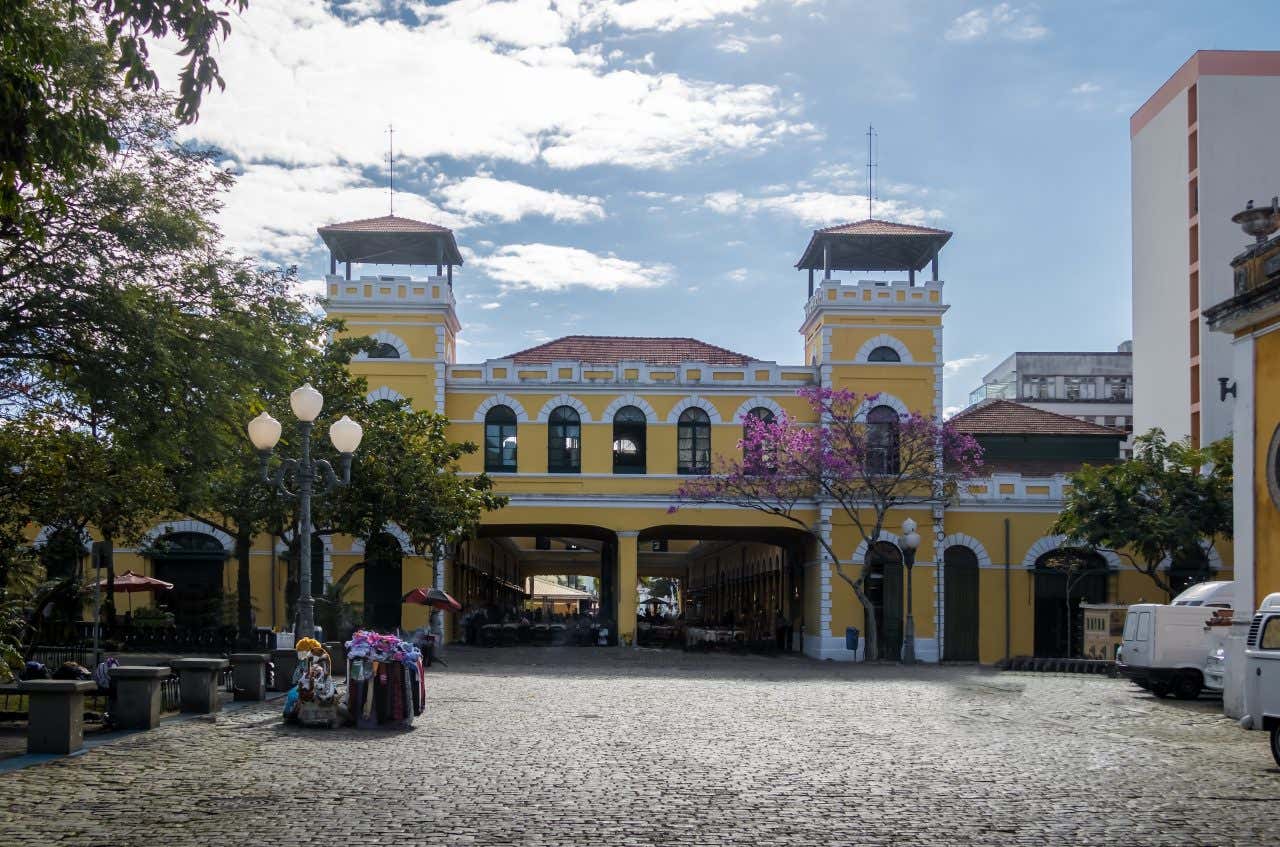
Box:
1 648 1277 846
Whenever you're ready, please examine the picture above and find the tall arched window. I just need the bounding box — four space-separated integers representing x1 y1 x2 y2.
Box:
677 407 712 475
867 345 901 363
743 407 776 471
612 405 647 474
369 342 401 359
484 405 518 472
547 405 581 473
866 405 900 475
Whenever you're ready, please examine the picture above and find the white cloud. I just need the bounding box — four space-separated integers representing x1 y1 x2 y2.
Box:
703 189 941 227
726 268 748 282
945 4 1047 42
715 32 782 53
218 162 467 259
438 176 605 223
586 0 767 32
1071 81 1101 95
943 405 963 420
480 301 502 309
155 0 806 174
944 353 992 375
470 243 670 291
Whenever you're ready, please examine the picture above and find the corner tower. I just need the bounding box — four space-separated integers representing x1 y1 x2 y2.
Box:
796 219 951 421
319 215 463 413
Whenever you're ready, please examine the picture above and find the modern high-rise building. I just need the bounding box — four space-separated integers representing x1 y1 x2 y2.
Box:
966 344 1133 456
1131 50 1280 448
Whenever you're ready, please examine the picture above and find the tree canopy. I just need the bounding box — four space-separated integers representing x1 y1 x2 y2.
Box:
674 387 983 661
1052 429 1232 596
2 0 245 229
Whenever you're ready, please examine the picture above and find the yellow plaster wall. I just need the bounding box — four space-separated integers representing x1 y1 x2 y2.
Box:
827 326 937 363
1255 329 1280 606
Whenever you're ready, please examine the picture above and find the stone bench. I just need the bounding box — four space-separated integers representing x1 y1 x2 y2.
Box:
229 653 269 701
169 658 229 714
18 679 98 754
108 666 171 730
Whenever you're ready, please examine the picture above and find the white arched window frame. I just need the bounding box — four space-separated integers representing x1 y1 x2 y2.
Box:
602 394 658 424
536 394 592 423
731 396 786 423
855 334 913 364
474 394 529 422
665 395 723 424
355 331 410 360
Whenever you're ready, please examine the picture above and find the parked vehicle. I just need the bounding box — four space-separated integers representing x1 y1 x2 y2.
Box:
1117 581 1235 700
1242 592 1280 767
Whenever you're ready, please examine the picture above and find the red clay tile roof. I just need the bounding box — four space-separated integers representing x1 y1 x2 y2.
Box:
505 335 755 365
816 218 951 237
318 214 453 234
949 400 1126 437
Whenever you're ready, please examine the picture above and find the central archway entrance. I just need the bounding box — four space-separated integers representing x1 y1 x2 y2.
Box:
151 531 227 629
1032 548 1108 658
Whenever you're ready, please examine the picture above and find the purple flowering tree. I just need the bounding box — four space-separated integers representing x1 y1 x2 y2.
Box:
674 386 983 661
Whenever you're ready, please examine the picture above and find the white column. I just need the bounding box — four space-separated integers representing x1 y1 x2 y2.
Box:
1224 333 1254 719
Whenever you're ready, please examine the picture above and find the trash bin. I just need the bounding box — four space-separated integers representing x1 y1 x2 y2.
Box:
845 627 860 652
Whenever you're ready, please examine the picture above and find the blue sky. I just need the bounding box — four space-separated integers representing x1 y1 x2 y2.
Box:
162 0 1280 414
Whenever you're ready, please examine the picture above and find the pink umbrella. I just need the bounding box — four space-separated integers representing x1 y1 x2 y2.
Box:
402 587 462 612
97 570 174 614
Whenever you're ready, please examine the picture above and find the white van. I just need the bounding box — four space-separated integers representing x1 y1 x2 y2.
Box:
1242 592 1280 766
1118 581 1235 700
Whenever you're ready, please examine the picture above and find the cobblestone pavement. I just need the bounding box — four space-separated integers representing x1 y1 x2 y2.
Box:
1 648 1277 846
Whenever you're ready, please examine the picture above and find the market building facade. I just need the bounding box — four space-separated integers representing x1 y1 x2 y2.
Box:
62 214 1233 664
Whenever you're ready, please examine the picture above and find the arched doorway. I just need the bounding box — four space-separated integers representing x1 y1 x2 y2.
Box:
1032 548 1108 658
152 532 227 629
865 540 903 660
363 532 403 631
943 546 980 661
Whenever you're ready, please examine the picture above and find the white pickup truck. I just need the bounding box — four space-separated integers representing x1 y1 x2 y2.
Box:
1117 581 1235 700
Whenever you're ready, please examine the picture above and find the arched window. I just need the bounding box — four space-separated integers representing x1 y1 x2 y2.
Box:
866 405 900 475
369 342 401 359
677 407 712 475
867 345 901 363
743 407 776 471
613 405 647 474
547 405 581 473
484 405 518 472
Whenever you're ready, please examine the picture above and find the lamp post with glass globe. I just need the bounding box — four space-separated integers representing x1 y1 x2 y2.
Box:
900 517 922 664
247 384 363 639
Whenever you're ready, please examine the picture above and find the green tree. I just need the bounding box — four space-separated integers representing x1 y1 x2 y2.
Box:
2 0 246 227
1052 429 1233 596
173 318 371 643
317 399 508 596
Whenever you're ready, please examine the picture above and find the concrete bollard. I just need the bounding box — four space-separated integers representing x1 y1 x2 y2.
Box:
323 641 347 677
19 679 97 754
269 649 299 691
108 666 171 730
228 653 269 701
169 658 229 714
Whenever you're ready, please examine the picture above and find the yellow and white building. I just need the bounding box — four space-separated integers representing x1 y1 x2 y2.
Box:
64 214 1233 663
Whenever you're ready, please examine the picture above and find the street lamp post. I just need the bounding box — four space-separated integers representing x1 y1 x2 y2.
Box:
900 517 922 664
248 384 363 639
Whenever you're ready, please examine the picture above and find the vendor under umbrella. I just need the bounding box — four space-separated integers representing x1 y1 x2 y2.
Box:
96 570 174 616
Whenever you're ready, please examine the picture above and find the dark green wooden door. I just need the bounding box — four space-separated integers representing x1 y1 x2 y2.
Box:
866 541 903 660
943 546 980 661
